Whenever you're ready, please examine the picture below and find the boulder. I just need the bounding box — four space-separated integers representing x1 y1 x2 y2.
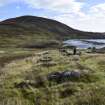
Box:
47 71 62 81
70 70 81 78
47 70 82 82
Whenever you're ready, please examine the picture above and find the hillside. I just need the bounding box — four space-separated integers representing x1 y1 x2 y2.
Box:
0 15 105 48
1 16 105 105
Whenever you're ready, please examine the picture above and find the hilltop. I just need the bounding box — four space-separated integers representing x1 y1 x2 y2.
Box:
0 15 105 48
1 16 105 105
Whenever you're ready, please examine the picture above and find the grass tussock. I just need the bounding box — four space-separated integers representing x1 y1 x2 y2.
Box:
0 49 105 105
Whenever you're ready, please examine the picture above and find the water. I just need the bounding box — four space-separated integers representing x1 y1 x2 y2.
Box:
64 39 105 49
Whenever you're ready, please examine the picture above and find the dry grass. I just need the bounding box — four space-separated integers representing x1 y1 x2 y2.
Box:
0 49 105 105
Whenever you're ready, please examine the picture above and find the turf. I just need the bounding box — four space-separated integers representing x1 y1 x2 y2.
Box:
0 48 105 105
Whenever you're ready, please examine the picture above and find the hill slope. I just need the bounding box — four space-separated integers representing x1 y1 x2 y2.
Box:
0 15 105 48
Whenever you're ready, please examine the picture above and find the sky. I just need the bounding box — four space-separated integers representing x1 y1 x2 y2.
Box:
0 0 105 32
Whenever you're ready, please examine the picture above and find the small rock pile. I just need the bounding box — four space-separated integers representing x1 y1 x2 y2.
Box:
47 70 89 83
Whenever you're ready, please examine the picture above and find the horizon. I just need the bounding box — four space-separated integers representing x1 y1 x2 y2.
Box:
0 15 105 33
0 0 105 32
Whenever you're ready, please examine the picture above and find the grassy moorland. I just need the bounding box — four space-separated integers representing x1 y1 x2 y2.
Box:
0 48 105 105
0 16 105 48
1 16 105 105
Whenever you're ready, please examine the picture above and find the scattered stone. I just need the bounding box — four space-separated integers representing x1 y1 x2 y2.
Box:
42 61 57 67
35 51 49 56
14 82 29 89
71 70 81 78
47 70 89 82
62 70 81 78
39 56 52 62
47 72 62 82
14 81 36 89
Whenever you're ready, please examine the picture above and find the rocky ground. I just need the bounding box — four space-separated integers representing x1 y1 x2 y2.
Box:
0 48 105 105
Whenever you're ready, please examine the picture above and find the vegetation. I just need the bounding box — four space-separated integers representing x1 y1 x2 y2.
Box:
0 16 105 48
0 48 105 105
0 15 105 105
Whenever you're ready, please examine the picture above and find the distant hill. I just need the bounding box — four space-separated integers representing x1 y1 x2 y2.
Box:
0 15 105 48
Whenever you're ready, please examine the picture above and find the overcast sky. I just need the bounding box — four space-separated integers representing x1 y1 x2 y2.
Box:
0 0 105 32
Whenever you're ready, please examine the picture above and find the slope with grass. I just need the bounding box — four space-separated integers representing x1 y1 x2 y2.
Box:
1 15 105 105
0 49 105 105
0 16 105 48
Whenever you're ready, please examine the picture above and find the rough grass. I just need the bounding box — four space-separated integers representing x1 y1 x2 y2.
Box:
0 49 105 105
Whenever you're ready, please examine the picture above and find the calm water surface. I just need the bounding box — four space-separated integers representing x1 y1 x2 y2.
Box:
64 39 105 49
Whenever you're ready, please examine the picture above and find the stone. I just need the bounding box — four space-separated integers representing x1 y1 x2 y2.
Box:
47 70 82 82
70 70 81 78
14 82 29 89
47 71 62 81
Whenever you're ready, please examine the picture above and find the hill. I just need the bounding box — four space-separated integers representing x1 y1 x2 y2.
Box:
0 15 105 48
1 16 105 105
